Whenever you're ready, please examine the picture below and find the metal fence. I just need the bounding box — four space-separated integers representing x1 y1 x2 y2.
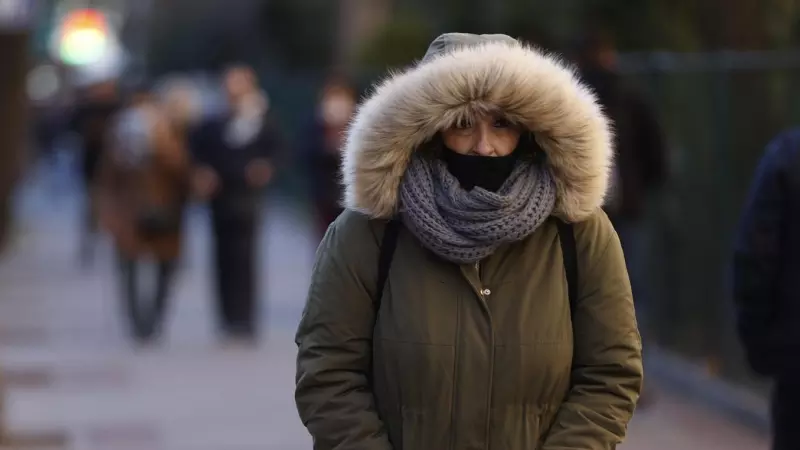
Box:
618 50 800 394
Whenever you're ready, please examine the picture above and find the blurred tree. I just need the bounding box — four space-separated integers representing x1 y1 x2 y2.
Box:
763 0 798 48
582 0 800 52
358 11 434 71
502 0 557 49
579 0 689 50
147 0 268 74
258 0 338 71
336 0 392 69
442 0 488 34
147 0 218 73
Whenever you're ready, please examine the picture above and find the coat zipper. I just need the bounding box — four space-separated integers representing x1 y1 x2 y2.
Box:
471 261 495 450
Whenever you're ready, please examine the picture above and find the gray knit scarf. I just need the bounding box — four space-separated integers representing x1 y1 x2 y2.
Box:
399 153 557 264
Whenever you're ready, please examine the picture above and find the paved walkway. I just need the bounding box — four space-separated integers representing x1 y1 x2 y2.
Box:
0 169 770 449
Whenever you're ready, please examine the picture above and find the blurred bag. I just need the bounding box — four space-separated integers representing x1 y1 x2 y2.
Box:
137 206 180 237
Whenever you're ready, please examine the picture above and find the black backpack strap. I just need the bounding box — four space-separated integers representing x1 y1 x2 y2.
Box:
375 218 401 310
556 219 579 315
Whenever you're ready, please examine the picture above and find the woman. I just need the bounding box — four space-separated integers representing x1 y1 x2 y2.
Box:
97 86 190 343
295 33 643 449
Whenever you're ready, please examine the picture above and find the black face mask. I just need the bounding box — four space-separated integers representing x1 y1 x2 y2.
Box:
443 148 520 192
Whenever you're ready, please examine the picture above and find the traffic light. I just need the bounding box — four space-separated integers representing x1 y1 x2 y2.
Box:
55 8 110 66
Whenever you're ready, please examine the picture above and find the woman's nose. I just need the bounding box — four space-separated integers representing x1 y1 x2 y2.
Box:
473 130 494 156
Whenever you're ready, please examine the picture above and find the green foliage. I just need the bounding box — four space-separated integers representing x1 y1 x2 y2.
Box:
258 0 338 70
146 0 221 73
358 13 435 70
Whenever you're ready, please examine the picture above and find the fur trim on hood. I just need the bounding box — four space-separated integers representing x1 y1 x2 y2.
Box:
342 33 613 222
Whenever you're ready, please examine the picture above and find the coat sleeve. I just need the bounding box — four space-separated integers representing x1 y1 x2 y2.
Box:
295 212 394 450
732 134 791 375
187 119 214 167
541 210 643 450
255 113 287 167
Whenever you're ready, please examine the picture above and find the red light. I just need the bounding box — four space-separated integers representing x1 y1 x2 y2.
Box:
61 8 107 35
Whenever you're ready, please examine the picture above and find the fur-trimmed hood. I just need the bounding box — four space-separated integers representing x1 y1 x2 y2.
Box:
342 33 613 222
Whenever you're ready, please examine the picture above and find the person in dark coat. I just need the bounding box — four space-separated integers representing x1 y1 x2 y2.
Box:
191 65 283 343
573 29 668 225
303 75 357 239
733 129 800 450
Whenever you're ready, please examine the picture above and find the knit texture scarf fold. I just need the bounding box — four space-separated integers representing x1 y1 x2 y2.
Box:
399 154 557 264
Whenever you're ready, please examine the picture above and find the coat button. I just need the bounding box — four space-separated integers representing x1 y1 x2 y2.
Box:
481 288 491 296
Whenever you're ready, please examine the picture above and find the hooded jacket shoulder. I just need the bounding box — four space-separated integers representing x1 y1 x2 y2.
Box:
342 33 614 222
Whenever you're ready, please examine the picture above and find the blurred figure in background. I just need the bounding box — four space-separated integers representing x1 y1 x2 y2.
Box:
574 28 668 228
160 78 203 273
29 61 68 168
160 77 203 143
304 75 357 238
191 64 284 343
733 130 800 450
96 84 191 344
69 78 122 267
574 27 668 406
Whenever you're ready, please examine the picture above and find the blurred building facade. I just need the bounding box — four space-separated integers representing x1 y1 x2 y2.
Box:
0 0 34 250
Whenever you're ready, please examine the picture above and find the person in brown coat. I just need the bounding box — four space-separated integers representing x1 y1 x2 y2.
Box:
96 86 190 343
295 33 642 449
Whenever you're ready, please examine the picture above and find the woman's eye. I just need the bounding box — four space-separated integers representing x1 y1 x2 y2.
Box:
494 118 512 128
454 118 473 129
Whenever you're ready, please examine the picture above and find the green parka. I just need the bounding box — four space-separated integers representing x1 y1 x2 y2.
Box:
295 33 643 450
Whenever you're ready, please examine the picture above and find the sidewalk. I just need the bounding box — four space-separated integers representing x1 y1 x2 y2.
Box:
0 176 770 449
1 184 316 449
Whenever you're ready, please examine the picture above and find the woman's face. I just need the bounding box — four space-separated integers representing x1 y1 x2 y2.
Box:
441 114 522 156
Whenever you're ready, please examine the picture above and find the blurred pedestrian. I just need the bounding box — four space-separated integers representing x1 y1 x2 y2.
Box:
96 84 191 343
574 29 668 223
295 33 642 449
191 64 284 343
733 130 800 450
574 27 668 407
160 77 202 140
303 75 357 239
68 78 122 267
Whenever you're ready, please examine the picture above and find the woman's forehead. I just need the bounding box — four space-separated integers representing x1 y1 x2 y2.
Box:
447 110 519 127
